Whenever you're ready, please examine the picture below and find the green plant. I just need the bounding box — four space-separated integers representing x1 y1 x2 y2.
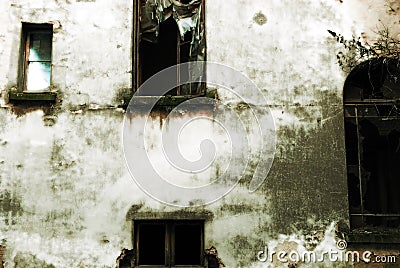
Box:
328 25 400 73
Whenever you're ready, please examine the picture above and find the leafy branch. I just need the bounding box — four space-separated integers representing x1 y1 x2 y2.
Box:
328 25 400 73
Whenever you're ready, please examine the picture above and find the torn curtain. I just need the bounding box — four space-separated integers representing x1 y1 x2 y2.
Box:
139 0 205 95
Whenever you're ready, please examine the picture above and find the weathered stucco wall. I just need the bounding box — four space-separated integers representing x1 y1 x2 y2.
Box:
0 0 132 106
0 0 399 267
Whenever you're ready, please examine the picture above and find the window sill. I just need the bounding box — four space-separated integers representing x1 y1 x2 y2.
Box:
126 91 217 112
345 229 400 243
133 92 215 105
127 210 213 221
8 91 57 102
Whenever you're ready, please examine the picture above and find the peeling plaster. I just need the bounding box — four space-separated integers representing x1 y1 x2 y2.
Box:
0 0 398 267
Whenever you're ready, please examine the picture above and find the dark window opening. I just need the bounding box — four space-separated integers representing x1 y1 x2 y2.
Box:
174 224 202 265
140 17 179 96
344 58 400 229
138 224 166 265
134 220 204 267
133 0 206 96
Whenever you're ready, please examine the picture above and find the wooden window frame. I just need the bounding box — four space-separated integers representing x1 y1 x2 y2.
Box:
134 220 204 268
11 23 57 102
133 0 206 97
20 23 53 92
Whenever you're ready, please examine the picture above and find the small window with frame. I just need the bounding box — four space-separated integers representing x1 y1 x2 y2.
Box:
20 23 53 92
10 23 57 102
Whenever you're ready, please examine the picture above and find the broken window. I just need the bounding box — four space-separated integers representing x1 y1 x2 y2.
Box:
19 23 53 92
134 220 204 267
344 57 400 229
133 0 206 96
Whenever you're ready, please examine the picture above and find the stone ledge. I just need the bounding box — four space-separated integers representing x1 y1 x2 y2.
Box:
126 205 213 221
8 91 57 101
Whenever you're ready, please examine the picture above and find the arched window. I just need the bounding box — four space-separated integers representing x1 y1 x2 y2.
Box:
344 57 400 229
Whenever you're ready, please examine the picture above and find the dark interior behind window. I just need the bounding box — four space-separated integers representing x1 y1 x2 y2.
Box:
135 220 204 267
134 0 206 96
344 58 400 229
138 224 166 265
174 224 202 265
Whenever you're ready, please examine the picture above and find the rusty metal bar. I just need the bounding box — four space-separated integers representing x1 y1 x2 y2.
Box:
345 101 400 105
351 214 400 216
344 116 399 119
177 30 181 95
355 106 365 225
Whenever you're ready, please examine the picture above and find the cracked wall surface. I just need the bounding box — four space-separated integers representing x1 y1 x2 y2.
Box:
0 0 399 267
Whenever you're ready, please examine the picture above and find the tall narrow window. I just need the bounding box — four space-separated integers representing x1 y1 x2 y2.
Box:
134 220 204 267
344 58 400 229
133 0 206 96
20 23 53 92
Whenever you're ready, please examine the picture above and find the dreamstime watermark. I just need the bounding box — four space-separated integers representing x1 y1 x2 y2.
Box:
257 239 398 264
122 62 276 207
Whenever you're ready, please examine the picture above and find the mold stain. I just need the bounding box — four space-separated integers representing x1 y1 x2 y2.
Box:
253 12 267 25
